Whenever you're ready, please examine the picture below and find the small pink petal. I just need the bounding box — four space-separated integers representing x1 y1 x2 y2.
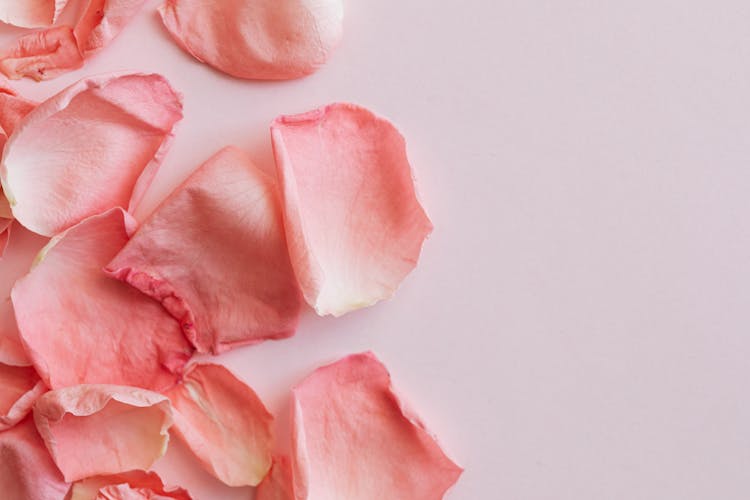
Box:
0 363 47 431
165 363 274 487
0 25 83 81
12 208 193 391
0 0 69 28
106 146 301 354
34 384 173 482
0 416 69 499
292 352 462 499
271 103 433 316
1 73 182 237
256 456 294 500
158 0 343 80
70 470 192 500
74 0 146 56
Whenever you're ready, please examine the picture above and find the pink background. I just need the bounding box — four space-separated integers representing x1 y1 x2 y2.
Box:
2 0 750 498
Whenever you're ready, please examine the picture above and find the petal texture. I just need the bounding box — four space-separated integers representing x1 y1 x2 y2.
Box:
271 103 433 316
34 384 173 482
106 146 301 354
70 470 192 500
165 363 274 487
292 352 462 500
0 0 68 28
12 208 193 391
158 0 343 80
0 363 46 431
74 0 146 56
0 25 83 81
1 73 183 236
256 456 294 500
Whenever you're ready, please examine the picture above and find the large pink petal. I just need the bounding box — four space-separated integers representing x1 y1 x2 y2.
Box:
34 384 173 482
0 25 83 81
256 456 294 500
0 0 68 28
11 208 193 391
271 103 433 316
0 363 46 431
69 470 192 500
164 363 273 487
1 73 183 236
158 0 343 80
292 352 462 499
0 416 69 500
106 146 301 354
73 0 146 56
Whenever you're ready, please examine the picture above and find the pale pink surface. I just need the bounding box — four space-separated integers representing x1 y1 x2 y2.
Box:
165 363 274 487
271 103 433 316
159 0 343 80
70 470 192 500
73 0 146 56
0 25 83 80
34 384 173 482
0 363 46 430
256 457 294 500
12 208 193 391
106 146 301 354
0 0 68 28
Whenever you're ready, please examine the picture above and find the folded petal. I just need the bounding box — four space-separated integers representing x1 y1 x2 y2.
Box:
0 363 46 431
70 470 192 500
74 0 146 56
106 146 301 354
11 208 193 391
158 0 343 80
256 456 294 500
271 103 433 316
0 0 68 28
1 73 183 236
0 416 69 500
292 352 462 500
165 363 273 487
0 76 37 140
0 218 10 255
34 384 173 482
0 25 83 81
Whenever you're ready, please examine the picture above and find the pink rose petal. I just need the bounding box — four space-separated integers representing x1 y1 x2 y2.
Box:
106 146 301 354
158 0 343 80
0 25 83 81
0 219 10 255
70 470 192 500
165 363 274 487
292 352 462 499
1 73 182 236
0 363 47 431
12 208 193 391
0 0 69 28
256 456 294 500
34 384 173 482
73 0 146 56
0 416 69 500
271 103 433 316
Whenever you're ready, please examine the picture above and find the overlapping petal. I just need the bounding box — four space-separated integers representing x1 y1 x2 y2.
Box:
165 363 274 487
69 470 192 500
256 456 294 500
271 103 433 316
34 384 173 482
106 146 301 354
11 208 193 391
0 363 46 431
158 0 343 80
292 352 462 499
0 0 69 28
1 73 182 236
0 25 83 81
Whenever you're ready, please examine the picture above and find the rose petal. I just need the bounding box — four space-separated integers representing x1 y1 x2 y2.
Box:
0 363 46 431
165 363 273 487
34 384 173 482
271 103 433 316
0 416 69 499
292 352 462 499
0 76 37 140
256 456 294 500
0 219 10 255
158 0 343 80
12 208 193 391
0 0 69 28
73 0 146 56
70 470 192 500
1 73 183 236
0 25 83 81
106 146 301 354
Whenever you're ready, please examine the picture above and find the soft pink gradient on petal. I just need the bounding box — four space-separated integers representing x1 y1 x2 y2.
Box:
0 0 69 28
256 456 294 500
292 352 462 500
74 0 146 56
0 25 83 81
69 470 192 500
0 363 46 431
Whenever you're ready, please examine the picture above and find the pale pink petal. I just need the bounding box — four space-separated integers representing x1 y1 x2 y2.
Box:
0 416 69 499
271 103 433 316
1 73 182 236
0 0 69 28
165 363 273 486
34 384 173 482
106 146 301 354
73 0 146 56
256 456 294 500
0 76 37 139
70 470 192 500
292 352 462 499
0 363 47 431
0 25 83 81
158 0 343 80
11 208 193 391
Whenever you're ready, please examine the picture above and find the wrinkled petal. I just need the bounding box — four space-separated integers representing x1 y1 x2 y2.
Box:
12 208 193 391
0 76 37 141
0 218 10 255
34 384 173 482
0 0 69 28
70 470 192 500
1 73 183 236
0 25 83 81
159 0 343 80
0 363 46 431
0 416 69 500
271 103 433 316
292 352 462 500
256 456 294 500
106 146 301 354
74 0 146 56
165 363 273 487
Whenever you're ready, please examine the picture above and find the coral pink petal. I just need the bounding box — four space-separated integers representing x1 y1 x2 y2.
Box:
0 0 68 28
0 296 29 366
74 0 146 56
11 208 193 391
34 384 173 482
158 0 343 80
106 146 301 354
292 352 462 499
0 363 46 431
256 456 294 500
271 103 433 316
0 416 69 499
1 73 182 236
0 218 10 255
70 470 192 500
0 77 37 140
165 363 274 487
0 25 83 81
